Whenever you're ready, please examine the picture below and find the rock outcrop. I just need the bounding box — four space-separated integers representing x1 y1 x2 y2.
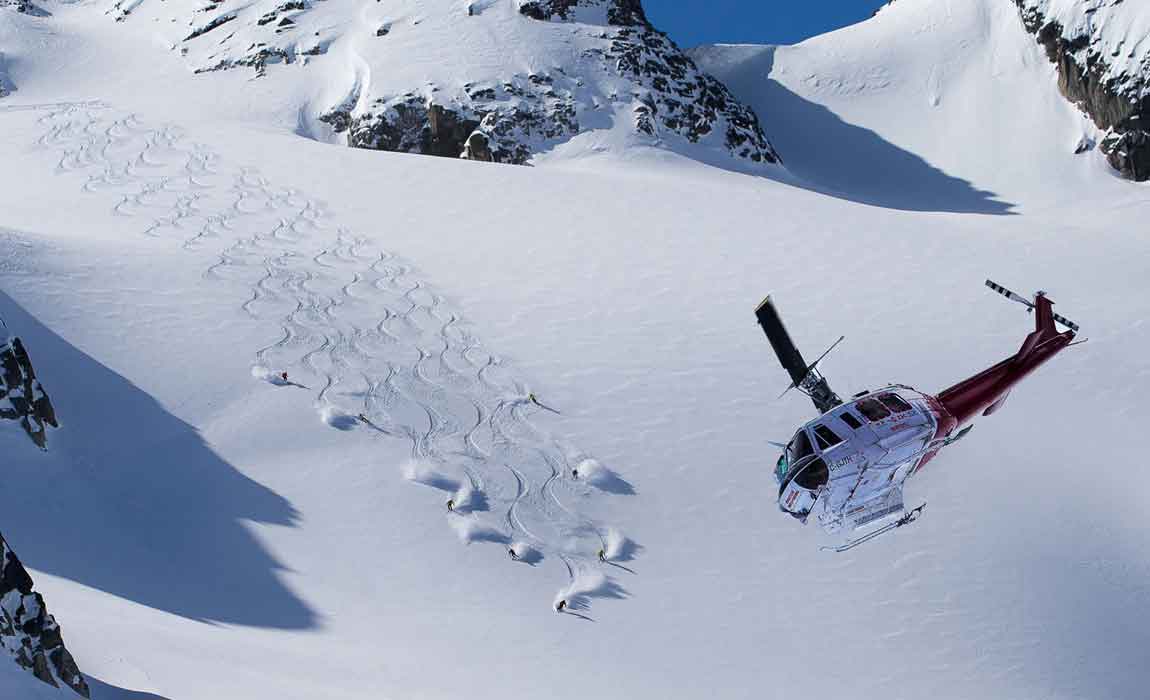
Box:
1 336 58 449
1 533 89 697
105 0 781 170
1013 0 1150 180
0 0 47 17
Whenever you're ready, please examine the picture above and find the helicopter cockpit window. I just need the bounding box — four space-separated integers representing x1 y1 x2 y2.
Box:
856 398 891 422
794 457 829 490
813 425 843 450
786 430 814 465
878 393 914 413
839 412 862 430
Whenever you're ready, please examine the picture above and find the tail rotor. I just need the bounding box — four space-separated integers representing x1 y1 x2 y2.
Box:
985 280 1080 332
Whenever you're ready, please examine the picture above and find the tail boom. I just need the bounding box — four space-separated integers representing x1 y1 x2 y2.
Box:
936 293 1075 427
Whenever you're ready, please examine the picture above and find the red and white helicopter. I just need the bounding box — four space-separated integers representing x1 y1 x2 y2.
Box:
757 281 1081 552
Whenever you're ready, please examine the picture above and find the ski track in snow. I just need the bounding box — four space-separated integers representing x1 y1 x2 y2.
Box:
26 102 636 615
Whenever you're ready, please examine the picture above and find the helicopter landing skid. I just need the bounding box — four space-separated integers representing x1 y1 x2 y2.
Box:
821 504 927 553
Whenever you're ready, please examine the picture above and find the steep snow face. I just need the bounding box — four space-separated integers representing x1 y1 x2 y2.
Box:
1013 0 1150 179
102 0 780 169
693 0 1139 213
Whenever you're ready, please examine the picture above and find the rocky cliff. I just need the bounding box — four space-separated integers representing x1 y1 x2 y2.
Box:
1 533 89 697
0 0 33 13
1013 0 1150 180
1 336 58 449
104 0 780 169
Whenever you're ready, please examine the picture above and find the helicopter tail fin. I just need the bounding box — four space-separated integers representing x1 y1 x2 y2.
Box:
937 283 1077 426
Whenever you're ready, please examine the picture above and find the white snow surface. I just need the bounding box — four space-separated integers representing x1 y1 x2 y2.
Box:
1 0 1149 699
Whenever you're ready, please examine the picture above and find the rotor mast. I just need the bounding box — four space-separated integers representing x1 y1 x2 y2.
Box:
755 296 843 414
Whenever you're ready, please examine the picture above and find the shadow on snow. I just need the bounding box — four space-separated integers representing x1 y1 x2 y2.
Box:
85 677 172 700
706 46 1015 215
0 292 317 630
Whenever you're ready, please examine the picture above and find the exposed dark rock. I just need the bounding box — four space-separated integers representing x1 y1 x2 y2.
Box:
427 104 482 158
0 0 35 14
1013 1 1150 180
518 0 648 26
1 532 89 697
323 76 581 165
184 12 237 42
604 23 779 163
0 335 57 449
463 132 495 162
0 0 49 18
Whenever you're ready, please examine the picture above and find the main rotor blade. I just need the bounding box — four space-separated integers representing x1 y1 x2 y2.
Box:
755 296 810 386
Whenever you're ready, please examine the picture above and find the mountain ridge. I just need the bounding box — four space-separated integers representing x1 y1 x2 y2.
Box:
102 0 781 170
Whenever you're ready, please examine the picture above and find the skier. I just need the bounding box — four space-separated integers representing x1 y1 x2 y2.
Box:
571 467 579 479
555 599 567 613
446 499 455 512
528 392 561 415
280 371 289 383
508 548 519 561
597 548 606 563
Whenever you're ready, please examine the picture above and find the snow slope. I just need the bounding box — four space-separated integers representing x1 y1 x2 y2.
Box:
2 1 1149 699
694 0 1133 212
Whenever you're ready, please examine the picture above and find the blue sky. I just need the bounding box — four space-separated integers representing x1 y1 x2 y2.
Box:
643 1 891 49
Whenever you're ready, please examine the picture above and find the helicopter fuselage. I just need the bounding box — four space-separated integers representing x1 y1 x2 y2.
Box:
776 386 944 533
772 290 1077 537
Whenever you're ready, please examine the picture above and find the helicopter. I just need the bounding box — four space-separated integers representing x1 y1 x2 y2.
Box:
757 280 1081 552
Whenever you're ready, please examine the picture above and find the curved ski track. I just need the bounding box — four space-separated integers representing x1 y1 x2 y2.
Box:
25 103 636 615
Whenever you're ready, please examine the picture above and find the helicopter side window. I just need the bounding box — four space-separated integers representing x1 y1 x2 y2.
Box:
813 425 843 450
856 398 891 422
878 393 914 413
839 412 862 430
794 457 829 490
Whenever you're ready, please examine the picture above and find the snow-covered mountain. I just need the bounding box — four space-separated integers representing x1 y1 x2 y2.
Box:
1 1 1149 699
1012 0 1150 180
693 0 1146 211
101 0 780 169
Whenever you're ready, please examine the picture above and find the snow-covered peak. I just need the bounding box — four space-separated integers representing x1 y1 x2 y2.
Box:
101 0 780 170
